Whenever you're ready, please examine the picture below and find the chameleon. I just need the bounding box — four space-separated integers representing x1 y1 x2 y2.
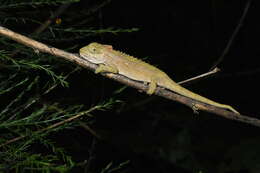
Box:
79 42 239 114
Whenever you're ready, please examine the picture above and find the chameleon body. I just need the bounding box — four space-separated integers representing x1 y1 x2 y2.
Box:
79 42 239 114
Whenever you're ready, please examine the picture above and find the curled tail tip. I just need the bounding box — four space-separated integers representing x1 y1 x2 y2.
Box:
228 106 240 114
233 109 240 114
219 104 239 114
231 109 240 114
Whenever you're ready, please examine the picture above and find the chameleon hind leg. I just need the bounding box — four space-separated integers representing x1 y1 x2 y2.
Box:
95 64 118 74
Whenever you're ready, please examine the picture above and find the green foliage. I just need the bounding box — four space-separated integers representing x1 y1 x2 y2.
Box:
0 0 135 172
0 0 80 9
2 152 74 173
45 27 139 41
100 160 130 173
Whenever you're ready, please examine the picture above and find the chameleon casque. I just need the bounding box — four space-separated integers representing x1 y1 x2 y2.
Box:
79 42 239 114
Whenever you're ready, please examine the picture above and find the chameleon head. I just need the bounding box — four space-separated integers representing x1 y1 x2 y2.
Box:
79 42 106 64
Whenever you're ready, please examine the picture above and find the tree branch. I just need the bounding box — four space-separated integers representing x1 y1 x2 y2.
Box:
0 25 260 127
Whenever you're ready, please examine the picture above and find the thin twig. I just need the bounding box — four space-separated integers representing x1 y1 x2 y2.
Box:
210 0 251 70
79 121 101 139
178 67 220 85
0 107 95 148
119 67 221 112
84 138 97 173
33 3 71 35
0 25 260 128
11 3 71 56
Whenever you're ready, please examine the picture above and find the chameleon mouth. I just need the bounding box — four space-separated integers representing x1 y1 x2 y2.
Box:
80 53 104 64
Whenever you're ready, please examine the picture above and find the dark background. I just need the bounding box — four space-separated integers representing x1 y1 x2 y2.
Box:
2 0 260 172
78 0 260 115
71 0 260 172
66 0 260 172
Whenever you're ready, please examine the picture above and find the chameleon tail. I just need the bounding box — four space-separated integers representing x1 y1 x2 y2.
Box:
167 80 239 114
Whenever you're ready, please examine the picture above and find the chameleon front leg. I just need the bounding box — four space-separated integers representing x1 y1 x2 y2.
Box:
95 64 119 74
146 79 157 95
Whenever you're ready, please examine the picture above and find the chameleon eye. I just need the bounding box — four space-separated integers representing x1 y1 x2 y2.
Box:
90 47 101 54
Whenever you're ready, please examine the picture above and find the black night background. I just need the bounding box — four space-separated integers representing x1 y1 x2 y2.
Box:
1 0 260 172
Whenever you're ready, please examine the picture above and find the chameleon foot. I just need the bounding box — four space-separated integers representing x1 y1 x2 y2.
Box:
192 103 199 114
